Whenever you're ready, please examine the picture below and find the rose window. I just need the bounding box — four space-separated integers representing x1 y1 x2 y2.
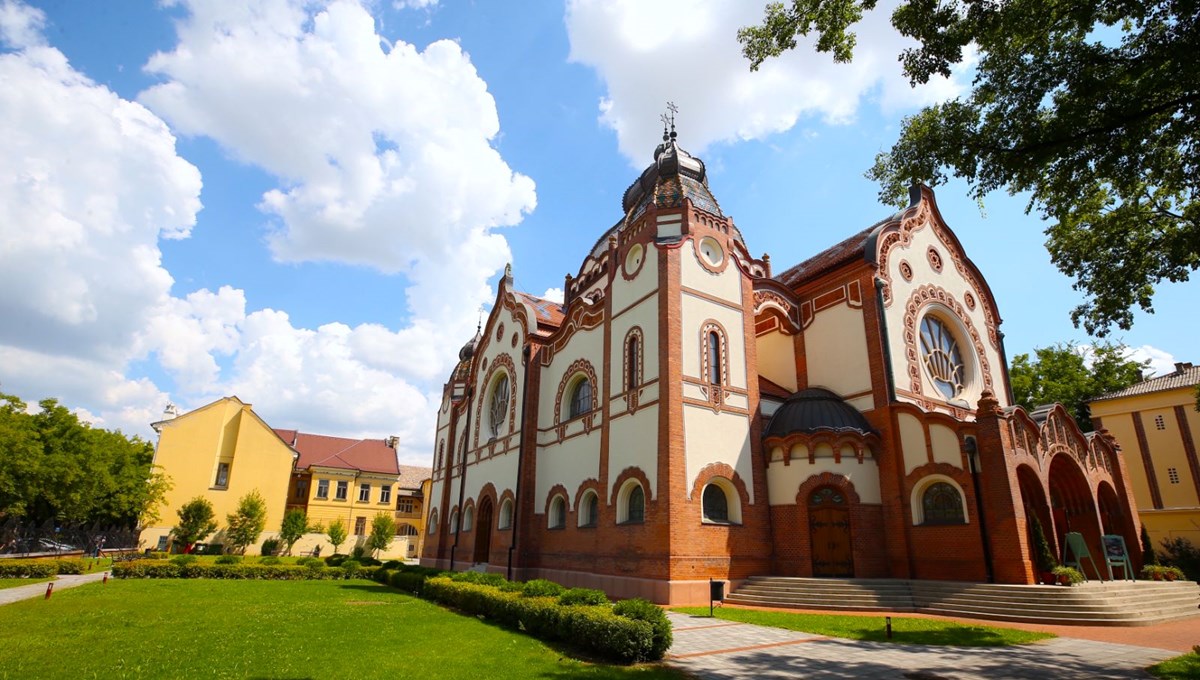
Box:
919 316 965 399
488 374 509 437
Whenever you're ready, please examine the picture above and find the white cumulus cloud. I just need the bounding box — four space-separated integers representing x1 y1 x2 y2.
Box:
565 0 974 164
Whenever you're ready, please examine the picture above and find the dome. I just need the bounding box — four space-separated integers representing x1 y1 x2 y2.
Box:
764 388 875 439
620 130 723 221
458 329 481 362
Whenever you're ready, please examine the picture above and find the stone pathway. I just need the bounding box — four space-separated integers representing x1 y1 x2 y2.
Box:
0 572 109 606
666 612 1178 679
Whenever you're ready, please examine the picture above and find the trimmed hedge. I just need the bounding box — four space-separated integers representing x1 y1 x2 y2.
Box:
422 577 668 663
0 559 91 578
521 578 565 598
558 587 610 607
111 560 352 580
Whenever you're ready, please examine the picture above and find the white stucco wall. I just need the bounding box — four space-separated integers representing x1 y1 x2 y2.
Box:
899 412 928 475
608 406 659 500
535 430 601 512
766 457 882 505
756 330 797 392
929 424 963 469
804 303 872 397
683 405 755 503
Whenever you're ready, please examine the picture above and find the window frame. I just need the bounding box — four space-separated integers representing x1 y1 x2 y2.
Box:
911 476 969 526
316 479 329 499
358 483 371 503
568 376 592 419
335 480 348 501
354 516 367 536
578 490 599 528
214 462 230 488
380 485 392 504
498 498 513 530
463 505 474 532
488 372 510 439
918 314 967 401
616 480 645 525
548 495 567 529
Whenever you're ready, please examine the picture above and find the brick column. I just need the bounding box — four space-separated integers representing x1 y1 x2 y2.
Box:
974 391 1033 584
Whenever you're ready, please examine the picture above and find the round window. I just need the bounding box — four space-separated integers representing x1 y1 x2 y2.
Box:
625 244 644 275
919 315 966 399
698 237 723 267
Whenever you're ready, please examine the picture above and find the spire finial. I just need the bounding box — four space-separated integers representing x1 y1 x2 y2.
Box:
666 101 678 141
476 309 483 334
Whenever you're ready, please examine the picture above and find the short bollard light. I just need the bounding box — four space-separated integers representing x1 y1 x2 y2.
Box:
885 616 892 639
44 582 54 600
103 573 109 585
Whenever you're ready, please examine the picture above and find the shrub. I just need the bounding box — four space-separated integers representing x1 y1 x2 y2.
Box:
612 598 672 660
558 587 610 607
0 560 57 578
260 539 281 557
382 560 402 570
146 551 169 560
350 545 368 561
421 577 659 663
1052 565 1084 585
170 555 197 566
1142 564 1187 581
450 570 506 587
521 578 566 598
341 559 363 578
388 569 436 595
324 554 347 567
295 556 322 568
215 555 242 565
52 559 87 575
110 561 348 581
1159 537 1200 582
259 555 281 565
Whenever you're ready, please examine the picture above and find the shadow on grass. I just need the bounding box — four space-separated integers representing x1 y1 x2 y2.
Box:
844 626 1020 647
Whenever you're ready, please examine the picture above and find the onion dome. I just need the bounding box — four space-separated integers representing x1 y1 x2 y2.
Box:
621 124 723 222
458 328 481 362
764 388 876 439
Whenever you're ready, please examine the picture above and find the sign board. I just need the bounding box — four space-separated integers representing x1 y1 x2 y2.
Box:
1102 534 1134 581
1064 532 1101 582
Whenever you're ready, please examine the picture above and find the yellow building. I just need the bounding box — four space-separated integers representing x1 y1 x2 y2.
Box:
142 397 432 558
142 397 296 552
1090 362 1200 547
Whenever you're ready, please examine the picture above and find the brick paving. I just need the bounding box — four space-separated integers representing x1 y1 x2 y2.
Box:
666 611 1182 679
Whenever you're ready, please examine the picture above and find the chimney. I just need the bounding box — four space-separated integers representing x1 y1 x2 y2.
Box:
1175 362 1193 374
386 436 399 449
162 402 180 420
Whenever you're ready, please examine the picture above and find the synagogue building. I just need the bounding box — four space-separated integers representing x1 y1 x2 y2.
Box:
420 127 1143 604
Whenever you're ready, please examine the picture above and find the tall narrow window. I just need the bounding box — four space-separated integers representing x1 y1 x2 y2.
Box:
626 485 645 523
380 485 392 504
569 378 592 418
488 373 510 438
214 462 230 488
358 483 371 502
627 335 639 391
707 332 721 385
336 481 348 500
354 516 367 535
316 479 329 499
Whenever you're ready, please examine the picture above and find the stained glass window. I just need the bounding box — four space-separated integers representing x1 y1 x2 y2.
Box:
488 374 509 437
626 485 645 524
922 482 965 524
920 316 965 399
569 378 592 418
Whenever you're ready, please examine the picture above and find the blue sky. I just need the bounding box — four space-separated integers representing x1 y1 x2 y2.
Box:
1 0 1193 465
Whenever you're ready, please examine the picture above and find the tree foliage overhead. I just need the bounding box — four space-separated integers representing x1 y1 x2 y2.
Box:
1009 341 1146 430
0 393 171 526
740 0 1199 335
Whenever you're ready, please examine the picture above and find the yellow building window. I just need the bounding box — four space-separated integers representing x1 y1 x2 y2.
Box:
397 499 415 514
316 479 329 499
214 462 230 488
335 481 348 500
354 516 366 535
358 483 371 503
380 485 392 504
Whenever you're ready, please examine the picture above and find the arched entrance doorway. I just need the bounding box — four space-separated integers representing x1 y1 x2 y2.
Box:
473 498 493 564
809 486 853 577
1016 464 1055 576
1048 454 1103 578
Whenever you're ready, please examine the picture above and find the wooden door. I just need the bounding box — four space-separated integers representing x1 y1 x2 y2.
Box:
809 487 853 577
473 499 493 564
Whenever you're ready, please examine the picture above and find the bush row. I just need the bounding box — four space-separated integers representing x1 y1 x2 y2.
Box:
112 561 359 580
0 559 92 578
416 576 670 663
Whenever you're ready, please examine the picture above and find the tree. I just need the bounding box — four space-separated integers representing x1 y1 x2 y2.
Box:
1141 524 1159 566
173 497 217 552
225 490 268 555
279 509 313 556
0 393 166 526
1029 514 1058 575
367 512 396 558
739 0 1199 336
327 517 348 555
1009 341 1146 430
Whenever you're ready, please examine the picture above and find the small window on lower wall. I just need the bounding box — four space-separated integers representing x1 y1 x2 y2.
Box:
548 495 566 529
701 477 743 524
578 491 599 528
915 480 967 525
616 480 645 525
498 499 513 530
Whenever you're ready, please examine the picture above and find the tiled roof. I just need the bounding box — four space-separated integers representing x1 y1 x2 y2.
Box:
397 464 431 491
1092 363 1200 402
775 224 878 287
758 376 793 400
275 429 400 475
514 291 565 331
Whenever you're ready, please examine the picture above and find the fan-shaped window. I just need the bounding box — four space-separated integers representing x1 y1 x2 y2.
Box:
702 484 729 523
569 378 592 418
462 506 474 532
428 508 438 534
498 498 513 530
919 316 965 400
488 373 509 438
578 490 599 528
548 495 566 529
921 482 966 525
707 332 721 385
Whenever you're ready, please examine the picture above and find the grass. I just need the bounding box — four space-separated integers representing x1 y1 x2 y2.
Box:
673 606 1054 647
1148 652 1200 679
0 577 53 590
0 578 688 680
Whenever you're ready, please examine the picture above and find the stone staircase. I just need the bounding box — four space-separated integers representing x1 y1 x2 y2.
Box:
725 576 1200 626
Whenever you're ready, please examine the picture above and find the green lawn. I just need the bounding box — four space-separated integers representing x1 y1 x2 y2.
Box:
673 606 1054 647
0 577 52 590
1149 652 1200 679
0 579 687 679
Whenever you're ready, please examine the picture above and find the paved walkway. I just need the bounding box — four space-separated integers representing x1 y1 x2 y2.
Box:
0 572 109 606
666 612 1180 679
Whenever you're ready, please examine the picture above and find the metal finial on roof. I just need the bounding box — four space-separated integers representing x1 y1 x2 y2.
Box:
666 101 678 140
476 309 482 334
660 113 670 142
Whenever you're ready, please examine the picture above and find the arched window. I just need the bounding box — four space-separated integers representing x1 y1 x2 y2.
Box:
548 495 566 529
617 480 645 525
428 508 439 534
488 373 509 438
919 315 965 399
702 484 729 523
707 331 721 384
398 523 419 536
626 335 640 391
921 482 966 525
578 490 599 528
462 505 474 532
569 377 592 418
449 508 459 535
497 498 513 530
